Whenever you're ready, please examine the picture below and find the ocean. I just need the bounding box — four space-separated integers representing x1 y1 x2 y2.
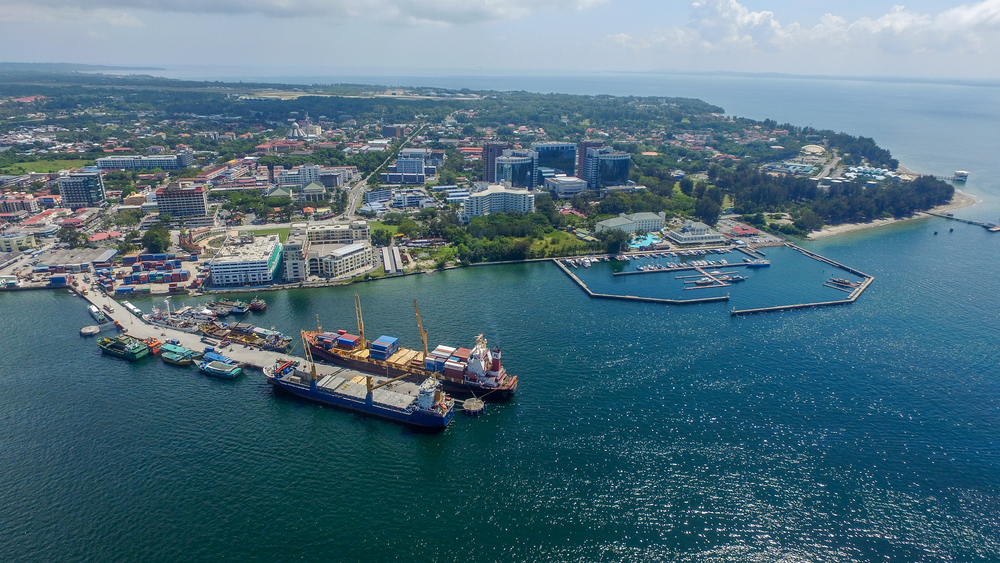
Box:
1 74 998 561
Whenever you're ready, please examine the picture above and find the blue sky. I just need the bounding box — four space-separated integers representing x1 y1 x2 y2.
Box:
1 0 998 79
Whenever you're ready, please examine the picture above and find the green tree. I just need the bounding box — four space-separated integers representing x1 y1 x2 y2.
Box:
371 228 392 247
142 224 171 253
694 197 722 226
56 227 87 249
597 229 631 254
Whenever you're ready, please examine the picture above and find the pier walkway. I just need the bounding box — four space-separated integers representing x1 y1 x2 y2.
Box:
924 211 1000 232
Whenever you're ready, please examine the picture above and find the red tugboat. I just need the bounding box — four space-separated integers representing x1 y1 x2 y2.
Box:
303 295 518 399
249 297 267 311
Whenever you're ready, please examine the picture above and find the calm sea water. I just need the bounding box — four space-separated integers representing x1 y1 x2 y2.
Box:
2 76 999 561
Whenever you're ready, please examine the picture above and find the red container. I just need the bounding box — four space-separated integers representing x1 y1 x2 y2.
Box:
453 347 471 361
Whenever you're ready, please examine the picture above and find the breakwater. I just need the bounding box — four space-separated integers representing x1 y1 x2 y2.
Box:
554 259 729 305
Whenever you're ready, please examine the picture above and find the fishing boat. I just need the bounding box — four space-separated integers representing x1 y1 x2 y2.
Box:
97 334 149 361
198 360 243 379
162 352 194 366
230 300 249 315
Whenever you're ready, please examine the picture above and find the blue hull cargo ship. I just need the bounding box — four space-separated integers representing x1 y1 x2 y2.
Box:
265 358 455 429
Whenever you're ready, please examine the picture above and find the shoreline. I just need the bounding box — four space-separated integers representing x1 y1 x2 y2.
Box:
807 189 980 240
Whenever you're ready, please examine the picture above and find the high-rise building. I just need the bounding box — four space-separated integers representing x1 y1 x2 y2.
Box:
154 183 209 217
57 172 106 209
495 149 535 189
577 140 605 177
482 141 509 183
583 147 632 189
531 142 577 177
277 163 321 187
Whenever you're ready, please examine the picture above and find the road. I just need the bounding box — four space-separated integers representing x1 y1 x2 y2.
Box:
344 124 426 218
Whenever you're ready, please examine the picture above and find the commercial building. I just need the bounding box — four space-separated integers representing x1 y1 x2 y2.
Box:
461 185 535 222
57 172 106 209
595 212 666 234
154 183 209 218
209 233 283 286
0 230 36 252
577 140 605 177
583 147 632 189
665 220 726 245
282 221 374 282
381 149 435 185
495 150 536 189
544 176 587 199
95 151 194 171
277 163 321 187
531 142 577 178
482 141 509 183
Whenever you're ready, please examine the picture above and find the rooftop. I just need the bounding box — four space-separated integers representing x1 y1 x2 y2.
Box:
214 234 281 263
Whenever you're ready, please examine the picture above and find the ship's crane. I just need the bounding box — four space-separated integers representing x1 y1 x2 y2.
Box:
299 330 318 382
222 308 252 346
354 293 366 346
414 299 429 359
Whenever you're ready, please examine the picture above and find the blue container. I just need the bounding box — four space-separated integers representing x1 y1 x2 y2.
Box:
153 253 168 261
155 265 165 271
139 254 154 261
173 259 182 267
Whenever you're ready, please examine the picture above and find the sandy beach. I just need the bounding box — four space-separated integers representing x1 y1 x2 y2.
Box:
807 189 980 240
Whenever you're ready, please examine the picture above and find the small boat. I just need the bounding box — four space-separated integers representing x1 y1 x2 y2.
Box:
695 277 715 286
162 352 193 366
141 337 163 355
198 360 243 379
97 334 149 361
729 275 747 282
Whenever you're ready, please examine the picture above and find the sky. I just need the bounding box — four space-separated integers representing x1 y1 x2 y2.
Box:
1 0 999 80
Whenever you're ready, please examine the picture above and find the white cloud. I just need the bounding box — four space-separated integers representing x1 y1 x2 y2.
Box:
609 0 1000 56
0 0 607 25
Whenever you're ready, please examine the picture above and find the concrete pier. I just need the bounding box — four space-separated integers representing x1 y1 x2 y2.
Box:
553 259 729 306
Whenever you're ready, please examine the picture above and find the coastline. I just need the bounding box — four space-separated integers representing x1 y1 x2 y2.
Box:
807 189 979 240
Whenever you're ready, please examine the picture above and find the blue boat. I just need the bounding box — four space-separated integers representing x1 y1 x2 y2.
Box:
264 360 454 429
198 360 243 379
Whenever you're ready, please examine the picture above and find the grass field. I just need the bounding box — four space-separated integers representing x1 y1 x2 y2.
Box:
0 159 94 174
368 221 399 235
529 230 593 256
245 227 291 242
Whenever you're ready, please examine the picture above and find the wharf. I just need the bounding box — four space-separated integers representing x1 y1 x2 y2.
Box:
553 259 729 306
614 263 749 276
74 287 409 387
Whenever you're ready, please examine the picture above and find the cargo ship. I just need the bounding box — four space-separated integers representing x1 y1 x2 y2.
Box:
303 296 517 399
264 358 454 429
97 334 149 361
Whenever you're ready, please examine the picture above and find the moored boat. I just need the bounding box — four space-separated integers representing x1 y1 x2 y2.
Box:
265 359 454 429
97 334 149 361
198 360 243 379
249 297 267 311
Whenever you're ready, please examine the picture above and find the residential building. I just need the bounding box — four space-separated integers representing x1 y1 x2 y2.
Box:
0 193 40 214
154 183 209 218
544 176 587 199
209 233 283 286
382 125 404 138
665 220 726 245
595 212 666 234
95 151 194 171
482 141 509 183
583 147 632 189
461 185 535 222
57 172 106 209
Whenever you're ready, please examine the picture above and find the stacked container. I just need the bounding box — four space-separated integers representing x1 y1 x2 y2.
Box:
368 336 399 361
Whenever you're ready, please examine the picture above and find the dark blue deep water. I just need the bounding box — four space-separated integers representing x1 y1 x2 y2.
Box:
2 76 999 561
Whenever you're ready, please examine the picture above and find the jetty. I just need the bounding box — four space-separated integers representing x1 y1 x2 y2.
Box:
924 211 1000 232
729 243 874 316
553 259 729 306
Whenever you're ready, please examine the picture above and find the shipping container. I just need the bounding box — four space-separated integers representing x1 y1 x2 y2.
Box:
139 254 154 262
453 347 472 361
123 255 139 266
153 253 168 261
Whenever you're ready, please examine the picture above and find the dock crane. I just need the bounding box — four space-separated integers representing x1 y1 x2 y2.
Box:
299 330 319 383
